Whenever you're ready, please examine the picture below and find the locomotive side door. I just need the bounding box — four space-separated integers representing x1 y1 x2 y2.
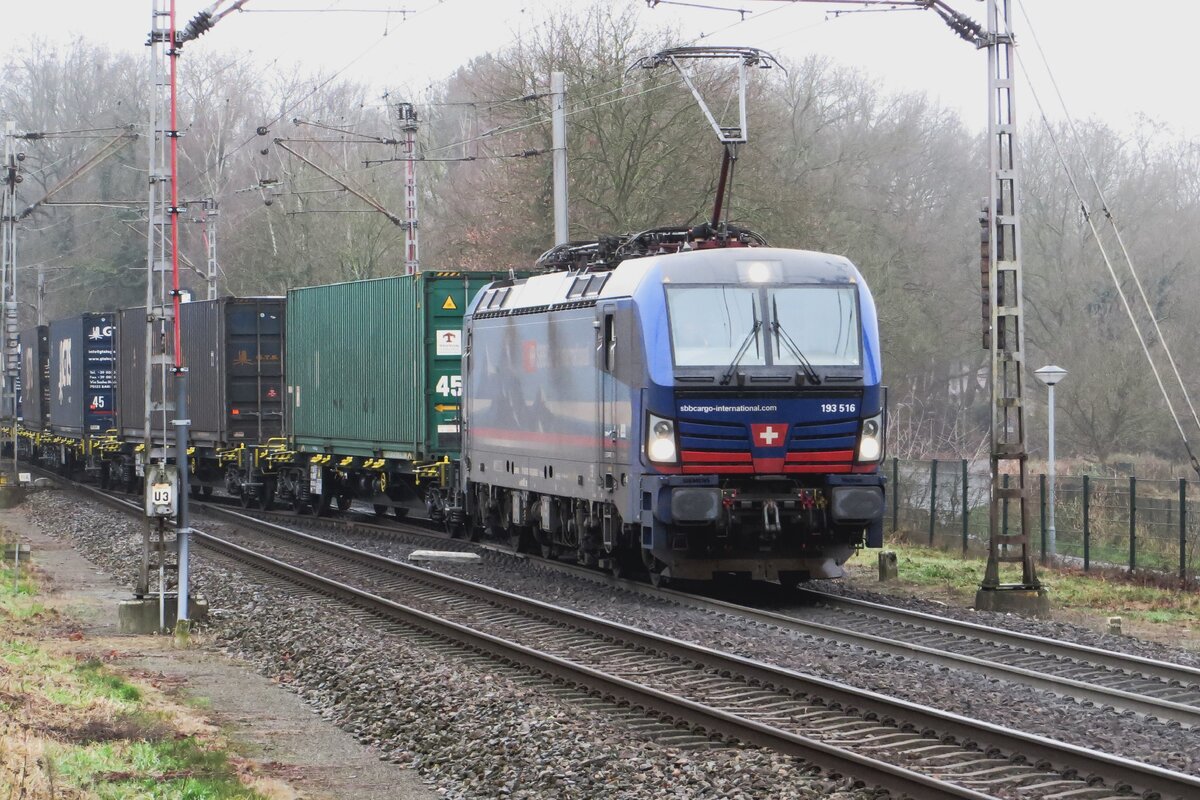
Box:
598 304 618 494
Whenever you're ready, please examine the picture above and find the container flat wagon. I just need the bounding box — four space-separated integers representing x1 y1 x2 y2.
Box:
15 325 50 462
109 297 285 494
273 272 489 515
32 313 118 475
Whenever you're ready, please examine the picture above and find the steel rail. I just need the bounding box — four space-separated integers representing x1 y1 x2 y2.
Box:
795 588 1200 688
102 485 1200 727
194 507 1200 800
191 527 996 800
545 569 1200 728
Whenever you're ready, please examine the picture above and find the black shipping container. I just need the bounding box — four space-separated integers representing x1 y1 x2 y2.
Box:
116 298 285 445
48 313 117 436
19 325 49 430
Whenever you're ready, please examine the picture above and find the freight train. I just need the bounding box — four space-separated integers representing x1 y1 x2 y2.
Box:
10 226 885 585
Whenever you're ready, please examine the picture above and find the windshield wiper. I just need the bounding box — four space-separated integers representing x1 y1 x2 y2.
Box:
719 308 761 386
772 297 821 385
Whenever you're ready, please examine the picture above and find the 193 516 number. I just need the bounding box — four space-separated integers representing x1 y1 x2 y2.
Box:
820 403 856 414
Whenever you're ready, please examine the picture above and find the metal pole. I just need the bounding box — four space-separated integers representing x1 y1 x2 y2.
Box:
176 370 189 623
551 70 569 246
1047 381 1057 557
2 122 18 476
891 457 899 532
35 265 45 326
398 102 420 275
928 459 938 546
1180 478 1188 583
203 198 218 300
961 458 969 553
1039 473 1047 563
1128 476 1137 572
168 0 189 627
1083 474 1091 571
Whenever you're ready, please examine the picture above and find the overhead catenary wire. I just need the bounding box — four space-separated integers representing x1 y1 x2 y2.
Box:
1016 1 1200 444
1013 39 1200 477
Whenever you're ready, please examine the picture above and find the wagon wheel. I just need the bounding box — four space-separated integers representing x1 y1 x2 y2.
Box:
239 486 254 509
258 478 276 511
310 491 330 518
373 504 389 517
393 506 409 520
336 494 352 512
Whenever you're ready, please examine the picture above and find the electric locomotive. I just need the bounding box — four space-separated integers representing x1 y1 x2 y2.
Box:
457 227 886 586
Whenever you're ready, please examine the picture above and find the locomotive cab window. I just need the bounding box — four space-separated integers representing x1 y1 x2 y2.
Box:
769 286 861 366
666 284 860 368
666 286 764 368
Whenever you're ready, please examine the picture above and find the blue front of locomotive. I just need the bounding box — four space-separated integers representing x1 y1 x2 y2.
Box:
629 247 885 584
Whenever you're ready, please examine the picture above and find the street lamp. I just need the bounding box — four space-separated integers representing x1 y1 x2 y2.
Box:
1034 365 1068 559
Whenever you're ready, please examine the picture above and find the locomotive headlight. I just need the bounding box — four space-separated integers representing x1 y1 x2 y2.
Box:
857 413 884 462
646 413 678 465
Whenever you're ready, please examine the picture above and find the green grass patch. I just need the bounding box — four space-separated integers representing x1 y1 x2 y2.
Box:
77 659 143 703
48 737 265 799
867 541 1200 627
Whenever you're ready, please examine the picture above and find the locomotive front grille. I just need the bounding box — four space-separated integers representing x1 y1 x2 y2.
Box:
677 415 869 475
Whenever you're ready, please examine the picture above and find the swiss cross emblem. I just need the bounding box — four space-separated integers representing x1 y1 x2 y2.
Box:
751 423 788 448
267 387 278 399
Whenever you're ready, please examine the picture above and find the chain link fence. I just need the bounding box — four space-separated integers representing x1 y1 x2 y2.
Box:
890 458 1200 583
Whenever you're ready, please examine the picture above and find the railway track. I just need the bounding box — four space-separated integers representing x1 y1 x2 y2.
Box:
175 503 1196 800
209 493 1200 730
77 478 1200 732
53 476 1200 797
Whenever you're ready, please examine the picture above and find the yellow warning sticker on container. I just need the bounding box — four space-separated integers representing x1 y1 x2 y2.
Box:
442 295 457 310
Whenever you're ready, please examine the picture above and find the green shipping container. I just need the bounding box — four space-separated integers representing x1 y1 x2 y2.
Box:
286 272 493 460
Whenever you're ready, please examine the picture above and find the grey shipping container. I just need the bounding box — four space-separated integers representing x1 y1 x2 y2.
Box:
19 325 49 430
48 313 117 436
287 272 492 459
116 297 285 445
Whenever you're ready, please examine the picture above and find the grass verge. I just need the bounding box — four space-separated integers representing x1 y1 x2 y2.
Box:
846 537 1200 647
0 547 284 799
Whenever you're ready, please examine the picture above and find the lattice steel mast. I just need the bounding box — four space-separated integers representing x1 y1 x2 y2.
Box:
1 123 19 475
398 102 420 275
976 0 1043 611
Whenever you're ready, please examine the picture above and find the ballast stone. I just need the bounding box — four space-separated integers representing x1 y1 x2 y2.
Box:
408 550 481 564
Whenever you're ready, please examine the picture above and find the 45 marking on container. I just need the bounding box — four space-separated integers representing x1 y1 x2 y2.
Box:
436 374 463 397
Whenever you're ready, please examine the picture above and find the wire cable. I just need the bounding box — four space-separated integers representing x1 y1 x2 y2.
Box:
1015 46 1200 476
1017 1 1200 440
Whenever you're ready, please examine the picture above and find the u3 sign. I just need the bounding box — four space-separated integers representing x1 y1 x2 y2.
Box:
144 464 178 518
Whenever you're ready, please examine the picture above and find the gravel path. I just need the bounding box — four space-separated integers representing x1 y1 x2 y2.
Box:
27 490 878 800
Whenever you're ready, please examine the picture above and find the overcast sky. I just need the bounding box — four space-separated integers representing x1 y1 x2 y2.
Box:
7 1 1197 138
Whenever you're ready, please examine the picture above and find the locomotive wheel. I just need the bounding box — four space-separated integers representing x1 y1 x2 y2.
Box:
647 557 669 588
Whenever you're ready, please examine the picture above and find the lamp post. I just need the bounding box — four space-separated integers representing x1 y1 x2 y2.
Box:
1034 365 1067 558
